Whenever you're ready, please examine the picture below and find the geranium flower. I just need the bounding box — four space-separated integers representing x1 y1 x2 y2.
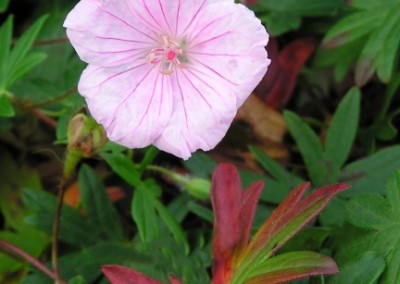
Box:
64 0 270 159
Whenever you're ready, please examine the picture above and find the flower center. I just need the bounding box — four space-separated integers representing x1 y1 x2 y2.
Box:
146 35 187 75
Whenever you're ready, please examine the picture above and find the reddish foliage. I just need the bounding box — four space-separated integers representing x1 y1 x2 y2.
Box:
102 265 163 284
256 37 316 109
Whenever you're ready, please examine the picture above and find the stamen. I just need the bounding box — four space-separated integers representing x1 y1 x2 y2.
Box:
146 35 187 75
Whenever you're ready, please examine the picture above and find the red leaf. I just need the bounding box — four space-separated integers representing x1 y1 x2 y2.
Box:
211 164 243 283
238 181 264 249
168 276 182 284
102 265 163 284
257 37 316 109
211 164 242 257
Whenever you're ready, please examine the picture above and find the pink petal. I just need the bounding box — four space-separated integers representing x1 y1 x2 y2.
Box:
64 0 155 67
153 67 237 159
186 2 270 107
78 64 174 148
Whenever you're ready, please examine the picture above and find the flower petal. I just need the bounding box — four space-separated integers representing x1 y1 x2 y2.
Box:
186 2 270 107
79 64 173 148
153 67 237 159
64 0 156 67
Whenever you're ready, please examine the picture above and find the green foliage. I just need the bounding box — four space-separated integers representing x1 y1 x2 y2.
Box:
316 0 400 85
336 170 400 283
255 0 342 35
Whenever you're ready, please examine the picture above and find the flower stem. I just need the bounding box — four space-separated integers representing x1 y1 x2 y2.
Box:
0 239 63 283
51 149 81 284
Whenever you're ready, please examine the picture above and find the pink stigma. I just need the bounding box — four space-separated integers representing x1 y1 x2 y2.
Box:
146 35 187 75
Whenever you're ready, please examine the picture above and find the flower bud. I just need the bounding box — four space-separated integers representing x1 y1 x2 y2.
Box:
67 113 107 157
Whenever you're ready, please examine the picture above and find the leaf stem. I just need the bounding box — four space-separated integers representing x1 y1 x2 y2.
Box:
0 239 64 283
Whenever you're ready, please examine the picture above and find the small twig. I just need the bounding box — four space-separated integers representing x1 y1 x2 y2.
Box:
51 177 68 284
0 239 62 282
30 108 57 128
32 87 77 109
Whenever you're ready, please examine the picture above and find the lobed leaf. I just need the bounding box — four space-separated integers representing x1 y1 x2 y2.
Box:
78 165 124 241
100 152 141 187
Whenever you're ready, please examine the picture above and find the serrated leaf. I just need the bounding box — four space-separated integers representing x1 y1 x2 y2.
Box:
340 146 400 196
346 194 395 230
325 87 360 173
131 183 160 243
23 189 101 246
245 251 338 284
100 152 141 187
0 95 15 117
78 165 124 241
284 111 328 185
386 170 400 214
329 251 385 284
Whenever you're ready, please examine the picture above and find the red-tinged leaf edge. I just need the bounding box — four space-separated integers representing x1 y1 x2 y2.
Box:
168 275 182 284
244 252 339 284
211 164 243 283
243 183 349 264
102 265 163 284
238 181 264 249
248 182 310 252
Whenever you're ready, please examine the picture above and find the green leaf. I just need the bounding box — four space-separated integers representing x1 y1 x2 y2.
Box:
152 198 188 252
386 170 400 214
0 16 12 69
78 165 124 241
325 87 360 173
0 0 9 12
100 152 141 187
340 146 400 196
6 51 47 87
0 95 15 117
4 15 48 88
346 194 395 230
284 111 328 185
187 201 213 223
23 189 101 246
244 251 338 283
329 251 385 284
68 276 87 284
382 245 400 284
131 183 160 243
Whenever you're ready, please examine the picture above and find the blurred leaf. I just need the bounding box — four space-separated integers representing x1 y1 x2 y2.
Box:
102 265 163 284
322 2 400 85
325 87 360 174
68 275 87 284
257 0 342 35
0 0 9 12
245 251 338 283
101 152 141 187
2 15 48 89
280 227 331 253
59 242 149 283
23 189 101 246
187 201 213 223
131 183 160 244
78 165 124 241
0 16 12 70
250 145 303 203
7 52 47 87
0 95 14 117
329 251 385 284
284 111 328 185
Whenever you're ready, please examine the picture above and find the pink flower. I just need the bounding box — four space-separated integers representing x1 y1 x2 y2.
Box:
64 0 270 159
